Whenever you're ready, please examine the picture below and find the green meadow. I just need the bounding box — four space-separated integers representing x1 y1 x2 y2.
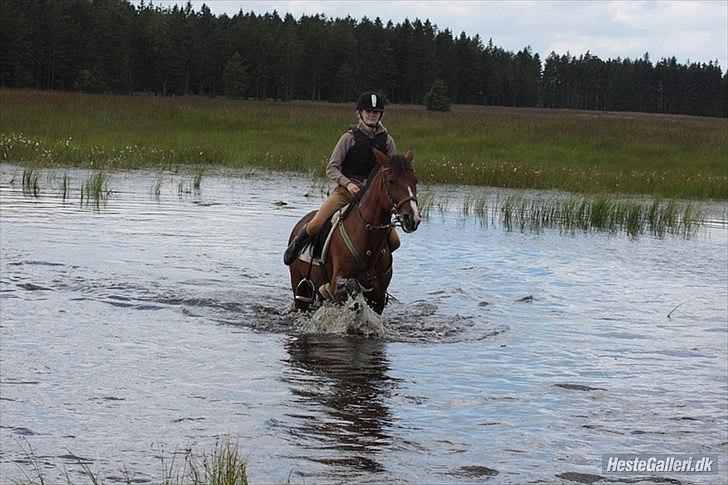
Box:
1 88 726 199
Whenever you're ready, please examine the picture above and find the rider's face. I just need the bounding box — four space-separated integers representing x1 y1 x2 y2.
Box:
360 109 382 125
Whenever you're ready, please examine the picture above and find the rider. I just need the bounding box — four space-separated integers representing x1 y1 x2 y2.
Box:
284 91 401 265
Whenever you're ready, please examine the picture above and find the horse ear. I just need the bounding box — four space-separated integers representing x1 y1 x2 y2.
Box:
404 148 414 163
372 147 389 165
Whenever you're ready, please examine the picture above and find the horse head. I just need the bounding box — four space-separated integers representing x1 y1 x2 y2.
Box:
372 147 421 233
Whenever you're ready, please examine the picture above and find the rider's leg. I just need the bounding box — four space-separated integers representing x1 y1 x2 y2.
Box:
306 186 352 235
284 186 352 265
387 227 401 252
284 226 311 265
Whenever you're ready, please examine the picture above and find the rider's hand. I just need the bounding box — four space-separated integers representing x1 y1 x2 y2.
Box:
346 182 360 195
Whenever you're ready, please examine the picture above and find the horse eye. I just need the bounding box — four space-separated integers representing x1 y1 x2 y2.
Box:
387 179 396 186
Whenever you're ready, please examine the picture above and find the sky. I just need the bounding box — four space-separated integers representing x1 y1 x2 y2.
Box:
157 1 728 70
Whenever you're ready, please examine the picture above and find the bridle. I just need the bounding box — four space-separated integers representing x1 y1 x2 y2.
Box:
356 166 418 231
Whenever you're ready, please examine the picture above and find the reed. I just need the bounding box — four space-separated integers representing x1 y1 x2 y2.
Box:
178 180 191 195
170 439 249 485
421 188 707 238
2 88 725 199
193 166 204 192
80 171 110 207
151 176 163 198
21 167 40 196
59 172 70 200
304 170 331 198
435 193 451 215
417 189 435 218
472 192 489 221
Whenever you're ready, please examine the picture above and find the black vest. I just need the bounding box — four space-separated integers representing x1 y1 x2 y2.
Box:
342 127 388 182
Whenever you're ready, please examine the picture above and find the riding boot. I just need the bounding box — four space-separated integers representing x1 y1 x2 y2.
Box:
284 226 312 265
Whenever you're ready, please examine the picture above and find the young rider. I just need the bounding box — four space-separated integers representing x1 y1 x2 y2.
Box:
284 91 401 265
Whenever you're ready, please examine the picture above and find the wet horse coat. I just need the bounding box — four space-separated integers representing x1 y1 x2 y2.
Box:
288 148 420 314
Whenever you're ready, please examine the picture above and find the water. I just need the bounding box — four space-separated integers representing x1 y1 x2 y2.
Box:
1 164 726 484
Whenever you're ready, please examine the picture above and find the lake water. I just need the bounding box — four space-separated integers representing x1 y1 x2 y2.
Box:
1 164 726 484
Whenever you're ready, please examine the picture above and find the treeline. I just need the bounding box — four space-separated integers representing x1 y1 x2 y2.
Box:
1 0 725 117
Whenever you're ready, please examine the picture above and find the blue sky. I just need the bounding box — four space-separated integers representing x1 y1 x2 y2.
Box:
156 1 727 70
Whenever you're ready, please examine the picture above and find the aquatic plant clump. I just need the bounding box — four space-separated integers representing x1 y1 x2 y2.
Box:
434 190 706 238
21 167 40 196
163 439 249 485
80 171 111 207
11 437 249 485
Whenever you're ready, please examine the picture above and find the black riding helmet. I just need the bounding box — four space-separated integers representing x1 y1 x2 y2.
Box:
356 91 385 112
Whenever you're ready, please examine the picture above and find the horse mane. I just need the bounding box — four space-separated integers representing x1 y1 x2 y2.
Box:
350 154 412 207
388 154 413 174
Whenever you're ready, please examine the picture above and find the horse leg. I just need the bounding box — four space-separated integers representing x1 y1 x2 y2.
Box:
288 211 318 311
333 274 362 303
289 260 311 312
365 289 386 315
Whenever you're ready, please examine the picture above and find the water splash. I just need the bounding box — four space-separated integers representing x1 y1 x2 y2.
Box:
296 293 385 338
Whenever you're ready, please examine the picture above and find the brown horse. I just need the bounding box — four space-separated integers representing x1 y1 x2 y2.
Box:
288 148 420 314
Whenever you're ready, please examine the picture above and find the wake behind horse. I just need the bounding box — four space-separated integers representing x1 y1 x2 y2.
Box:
288 148 420 314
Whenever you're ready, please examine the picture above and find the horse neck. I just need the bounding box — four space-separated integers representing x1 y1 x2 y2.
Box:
357 174 391 228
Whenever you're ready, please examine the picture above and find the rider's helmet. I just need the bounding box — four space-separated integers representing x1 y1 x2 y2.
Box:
356 91 385 112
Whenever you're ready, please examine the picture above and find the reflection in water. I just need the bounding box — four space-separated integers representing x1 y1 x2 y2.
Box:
281 335 396 474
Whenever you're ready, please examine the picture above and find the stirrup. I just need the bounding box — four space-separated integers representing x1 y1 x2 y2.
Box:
295 279 315 303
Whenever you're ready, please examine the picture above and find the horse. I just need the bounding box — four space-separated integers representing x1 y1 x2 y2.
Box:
288 148 420 314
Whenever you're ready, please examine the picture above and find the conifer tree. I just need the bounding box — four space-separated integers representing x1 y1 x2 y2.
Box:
222 52 248 97
424 79 451 111
0 0 723 117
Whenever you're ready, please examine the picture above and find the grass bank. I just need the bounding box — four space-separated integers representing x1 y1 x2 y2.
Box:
1 89 726 199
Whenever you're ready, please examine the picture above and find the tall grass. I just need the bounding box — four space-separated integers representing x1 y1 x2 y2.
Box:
1 88 726 199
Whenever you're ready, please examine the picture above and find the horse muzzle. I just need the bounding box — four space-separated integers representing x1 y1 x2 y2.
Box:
399 212 420 233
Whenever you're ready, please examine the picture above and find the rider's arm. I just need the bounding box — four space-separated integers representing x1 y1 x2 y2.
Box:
326 132 355 188
386 134 396 157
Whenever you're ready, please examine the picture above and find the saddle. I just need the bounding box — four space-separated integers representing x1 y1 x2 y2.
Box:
297 205 350 265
